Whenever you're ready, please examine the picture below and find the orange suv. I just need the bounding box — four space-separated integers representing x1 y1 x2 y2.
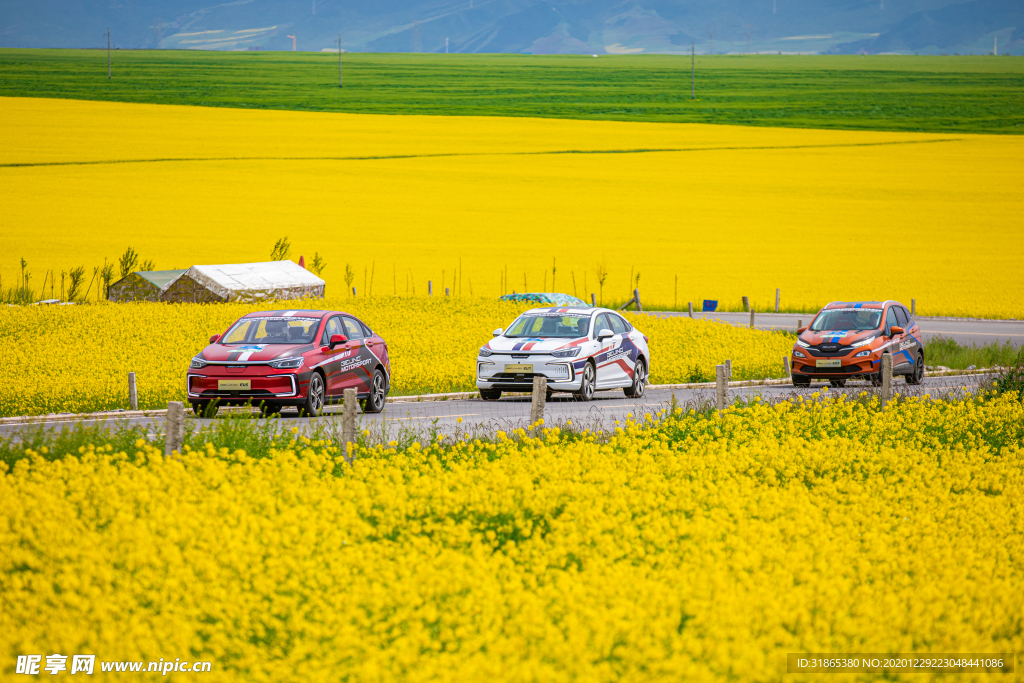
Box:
791 301 924 387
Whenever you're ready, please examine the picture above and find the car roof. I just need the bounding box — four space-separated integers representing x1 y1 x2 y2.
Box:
522 306 599 315
821 301 901 311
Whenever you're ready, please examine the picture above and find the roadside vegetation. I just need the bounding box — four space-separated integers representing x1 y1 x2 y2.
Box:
925 336 1022 369
2 392 1021 680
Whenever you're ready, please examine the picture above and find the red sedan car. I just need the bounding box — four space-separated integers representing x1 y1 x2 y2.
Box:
187 309 390 417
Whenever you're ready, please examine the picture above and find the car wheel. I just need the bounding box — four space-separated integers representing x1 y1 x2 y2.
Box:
829 379 847 388
792 375 811 388
259 401 281 417
360 369 388 413
299 372 325 417
624 358 647 398
480 389 502 401
192 400 218 418
576 362 596 401
905 352 925 385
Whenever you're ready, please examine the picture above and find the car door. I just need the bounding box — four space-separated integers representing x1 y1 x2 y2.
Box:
317 316 349 397
337 316 373 393
884 305 909 371
893 305 918 369
594 313 624 387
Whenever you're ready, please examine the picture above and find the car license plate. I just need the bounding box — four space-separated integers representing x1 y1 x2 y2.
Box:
505 364 533 374
218 379 251 390
815 359 842 368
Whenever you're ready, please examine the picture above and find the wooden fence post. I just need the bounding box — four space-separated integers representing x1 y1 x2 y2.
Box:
880 354 893 411
590 293 596 307
128 372 138 410
724 359 732 379
530 376 547 431
749 309 755 329
742 296 750 312
164 401 184 457
911 299 916 316
342 387 357 461
797 319 803 331
783 356 791 378
688 301 693 318
775 288 780 313
633 288 643 312
716 365 727 416
428 280 432 296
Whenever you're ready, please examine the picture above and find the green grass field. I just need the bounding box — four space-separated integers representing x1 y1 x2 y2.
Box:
1 49 1022 133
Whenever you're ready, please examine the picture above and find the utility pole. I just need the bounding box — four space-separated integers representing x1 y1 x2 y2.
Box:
691 43 695 100
446 37 449 53
107 28 111 79
339 34 343 87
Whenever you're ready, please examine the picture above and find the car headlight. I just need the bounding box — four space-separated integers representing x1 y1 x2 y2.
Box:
796 339 810 348
793 350 806 358
551 348 580 358
479 347 493 357
190 357 207 369
269 356 305 369
851 336 876 348
855 350 871 358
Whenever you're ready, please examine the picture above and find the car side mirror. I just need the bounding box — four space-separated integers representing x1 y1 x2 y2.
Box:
329 333 348 349
493 328 503 337
891 326 904 335
796 326 807 335
597 328 614 341
209 334 221 344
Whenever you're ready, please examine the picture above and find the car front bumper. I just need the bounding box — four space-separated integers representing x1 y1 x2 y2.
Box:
476 356 581 392
187 366 306 405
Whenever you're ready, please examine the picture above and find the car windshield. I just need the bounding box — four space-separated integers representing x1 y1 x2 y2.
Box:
504 312 591 338
810 309 882 332
221 317 320 344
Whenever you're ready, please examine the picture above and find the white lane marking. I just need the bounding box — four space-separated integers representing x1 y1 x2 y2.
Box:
389 413 482 421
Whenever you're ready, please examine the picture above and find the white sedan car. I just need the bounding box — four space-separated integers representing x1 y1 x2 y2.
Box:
476 307 651 401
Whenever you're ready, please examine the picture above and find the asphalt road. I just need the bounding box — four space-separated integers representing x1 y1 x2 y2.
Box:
1 374 993 444
643 311 1024 347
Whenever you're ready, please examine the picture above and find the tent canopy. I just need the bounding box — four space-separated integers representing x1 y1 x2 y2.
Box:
162 261 325 303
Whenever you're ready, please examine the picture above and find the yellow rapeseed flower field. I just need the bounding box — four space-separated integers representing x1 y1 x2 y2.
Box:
1 97 1022 317
1 394 1021 680
0 297 792 417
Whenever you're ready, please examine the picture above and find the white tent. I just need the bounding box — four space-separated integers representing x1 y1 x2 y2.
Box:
161 261 325 303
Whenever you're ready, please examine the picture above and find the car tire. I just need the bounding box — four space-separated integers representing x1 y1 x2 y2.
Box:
905 352 925 385
576 362 596 401
192 400 218 418
792 375 811 388
480 389 502 400
829 379 847 388
259 401 281 417
360 369 388 413
299 372 325 418
624 358 647 398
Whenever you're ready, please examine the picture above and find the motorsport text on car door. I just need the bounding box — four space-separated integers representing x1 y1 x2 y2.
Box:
187 309 391 417
476 307 650 401
790 300 924 387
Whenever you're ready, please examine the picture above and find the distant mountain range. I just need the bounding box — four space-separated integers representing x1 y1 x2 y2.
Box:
2 0 1020 55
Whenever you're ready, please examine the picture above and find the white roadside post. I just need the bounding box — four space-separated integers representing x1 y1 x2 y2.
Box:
164 401 184 457
342 387 358 461
715 365 727 416
530 376 547 433
881 354 893 411
128 372 138 410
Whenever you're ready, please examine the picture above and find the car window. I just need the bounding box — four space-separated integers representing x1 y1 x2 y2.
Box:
360 321 373 337
616 315 633 332
810 309 882 332
222 319 255 344
595 313 613 335
609 315 627 334
321 316 344 345
342 317 365 339
885 307 899 333
504 312 591 338
894 306 908 327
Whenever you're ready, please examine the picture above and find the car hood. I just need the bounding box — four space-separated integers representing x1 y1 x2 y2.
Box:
799 329 879 346
484 336 587 353
199 343 314 363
